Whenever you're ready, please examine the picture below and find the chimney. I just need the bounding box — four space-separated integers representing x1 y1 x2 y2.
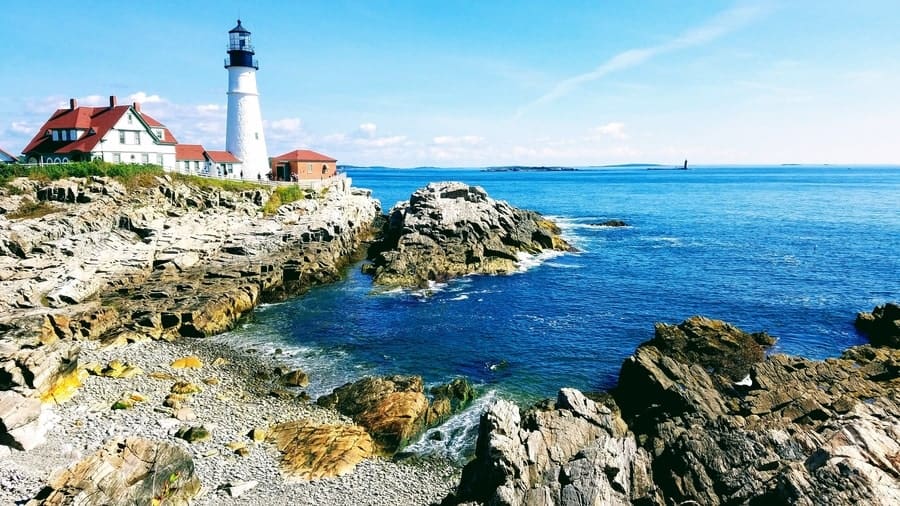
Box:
109 95 118 108
133 102 141 113
69 98 78 110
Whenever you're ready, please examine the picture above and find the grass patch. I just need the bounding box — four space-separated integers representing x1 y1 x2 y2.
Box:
0 161 164 189
262 185 312 215
171 173 265 192
7 200 59 220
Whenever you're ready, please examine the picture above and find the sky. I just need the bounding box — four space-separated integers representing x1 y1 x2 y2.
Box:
2 0 899 167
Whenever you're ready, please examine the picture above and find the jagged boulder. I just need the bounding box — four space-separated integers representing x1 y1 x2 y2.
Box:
448 316 900 506
448 388 657 505
856 302 900 348
28 436 200 505
364 182 573 287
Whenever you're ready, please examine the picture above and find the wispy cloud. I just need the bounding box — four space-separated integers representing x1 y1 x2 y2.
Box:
516 3 768 118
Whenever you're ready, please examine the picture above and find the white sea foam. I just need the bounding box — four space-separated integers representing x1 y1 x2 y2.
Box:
450 294 469 301
405 389 498 462
515 249 565 272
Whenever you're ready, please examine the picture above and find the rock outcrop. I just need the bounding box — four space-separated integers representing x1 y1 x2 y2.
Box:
0 174 379 453
446 315 900 505
267 421 377 481
317 375 475 454
449 388 657 505
28 436 200 505
856 302 900 348
363 182 572 287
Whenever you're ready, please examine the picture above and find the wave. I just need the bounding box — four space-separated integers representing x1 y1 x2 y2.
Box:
404 390 498 462
515 249 565 272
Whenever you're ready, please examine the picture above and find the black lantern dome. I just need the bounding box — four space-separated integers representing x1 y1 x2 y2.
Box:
225 19 258 69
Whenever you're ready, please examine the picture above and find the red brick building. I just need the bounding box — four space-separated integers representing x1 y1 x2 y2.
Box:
270 149 337 181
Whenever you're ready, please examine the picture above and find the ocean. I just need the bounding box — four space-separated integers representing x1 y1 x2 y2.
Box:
214 165 900 460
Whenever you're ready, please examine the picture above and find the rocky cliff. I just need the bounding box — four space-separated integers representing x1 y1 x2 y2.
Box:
363 182 573 288
0 174 379 455
446 310 900 505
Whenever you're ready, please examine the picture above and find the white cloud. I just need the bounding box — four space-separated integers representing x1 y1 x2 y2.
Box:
357 123 377 138
195 104 222 113
517 3 768 117
590 122 627 139
9 121 34 135
356 135 408 148
267 118 303 132
128 91 163 104
432 135 484 146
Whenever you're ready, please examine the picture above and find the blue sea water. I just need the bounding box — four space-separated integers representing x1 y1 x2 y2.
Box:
217 165 899 457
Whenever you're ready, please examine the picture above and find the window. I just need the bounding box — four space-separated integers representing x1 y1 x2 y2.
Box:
307 163 312 174
184 161 190 172
141 153 149 163
61 130 68 141
119 131 126 144
322 164 328 174
156 154 163 165
113 153 121 163
52 130 59 141
70 129 77 140
134 132 141 145
127 114 133 124
194 161 200 170
254 132 259 140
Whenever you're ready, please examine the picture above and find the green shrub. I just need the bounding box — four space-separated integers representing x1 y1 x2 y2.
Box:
262 185 310 215
0 161 164 188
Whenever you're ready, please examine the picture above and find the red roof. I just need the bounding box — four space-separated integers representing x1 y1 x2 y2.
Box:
22 103 176 155
205 150 241 163
175 144 206 161
272 149 336 162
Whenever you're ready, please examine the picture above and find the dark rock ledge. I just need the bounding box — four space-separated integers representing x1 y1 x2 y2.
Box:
444 308 900 506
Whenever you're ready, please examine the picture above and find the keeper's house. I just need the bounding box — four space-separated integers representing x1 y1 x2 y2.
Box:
0 148 16 163
22 96 177 169
270 149 337 181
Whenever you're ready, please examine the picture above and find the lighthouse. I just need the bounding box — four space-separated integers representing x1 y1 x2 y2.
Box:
225 20 268 180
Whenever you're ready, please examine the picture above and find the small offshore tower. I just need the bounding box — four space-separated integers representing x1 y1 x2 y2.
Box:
225 20 269 180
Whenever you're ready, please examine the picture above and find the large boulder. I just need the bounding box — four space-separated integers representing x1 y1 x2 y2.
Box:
364 182 573 287
856 302 900 348
447 316 900 505
28 436 200 505
447 388 657 505
267 421 377 481
317 375 475 454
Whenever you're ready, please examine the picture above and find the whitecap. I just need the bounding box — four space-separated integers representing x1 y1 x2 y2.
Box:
515 249 565 272
450 294 469 301
404 390 498 462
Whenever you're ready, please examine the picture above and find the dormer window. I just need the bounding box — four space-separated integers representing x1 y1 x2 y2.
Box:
70 129 77 140
52 130 59 141
61 130 68 141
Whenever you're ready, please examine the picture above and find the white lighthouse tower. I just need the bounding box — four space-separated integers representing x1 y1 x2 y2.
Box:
225 20 268 180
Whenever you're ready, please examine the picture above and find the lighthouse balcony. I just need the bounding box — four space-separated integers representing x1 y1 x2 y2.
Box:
225 55 259 69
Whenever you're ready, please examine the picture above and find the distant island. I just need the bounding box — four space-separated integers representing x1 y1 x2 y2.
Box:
600 163 665 167
482 166 577 172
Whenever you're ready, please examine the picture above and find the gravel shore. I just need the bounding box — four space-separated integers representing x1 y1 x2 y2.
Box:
0 335 460 505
